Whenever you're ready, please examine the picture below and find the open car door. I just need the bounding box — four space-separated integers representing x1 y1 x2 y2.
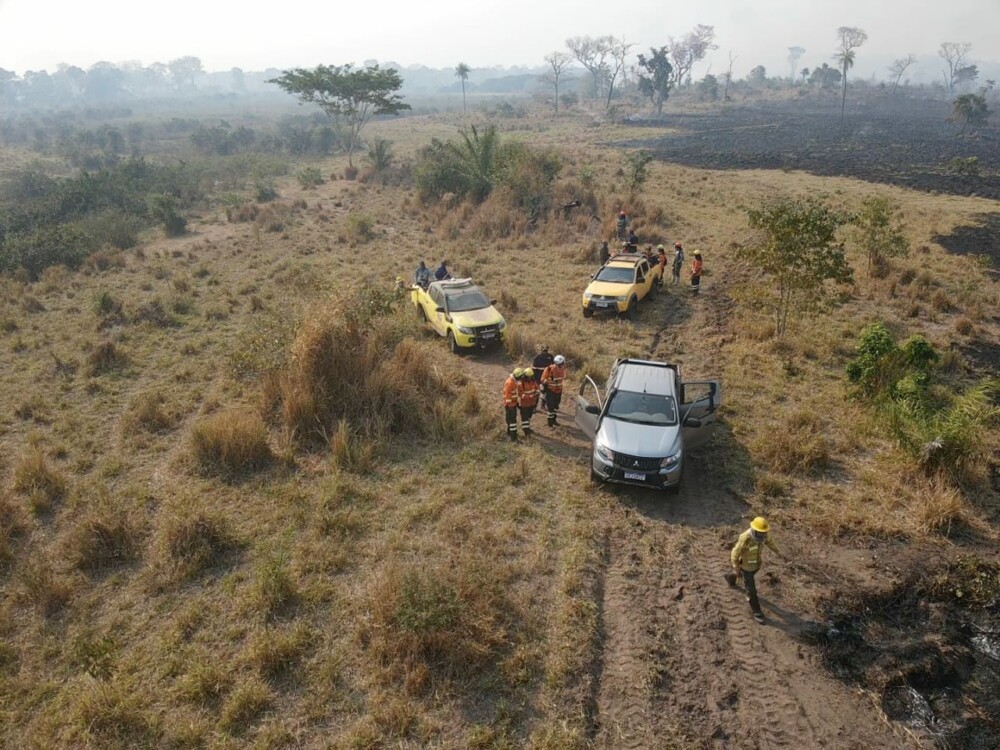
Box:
574 376 604 440
680 380 722 450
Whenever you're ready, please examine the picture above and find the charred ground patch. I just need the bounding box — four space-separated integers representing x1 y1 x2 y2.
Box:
620 99 1000 200
805 556 1000 748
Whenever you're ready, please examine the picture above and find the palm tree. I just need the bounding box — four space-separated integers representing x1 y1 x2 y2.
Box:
834 26 867 131
454 62 470 115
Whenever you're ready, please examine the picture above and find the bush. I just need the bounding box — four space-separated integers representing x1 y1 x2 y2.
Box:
1 225 98 278
67 504 142 573
345 213 375 243
190 410 272 475
87 340 128 376
73 209 143 250
122 391 176 434
148 194 186 237
296 166 324 188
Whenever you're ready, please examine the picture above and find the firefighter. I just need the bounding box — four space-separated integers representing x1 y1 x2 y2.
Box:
657 245 668 287
616 210 628 240
691 249 703 295
626 229 639 252
728 517 783 623
541 355 567 427
599 240 611 266
517 367 540 437
502 368 523 441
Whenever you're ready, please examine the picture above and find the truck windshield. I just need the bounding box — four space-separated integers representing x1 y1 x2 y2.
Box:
593 266 634 283
605 390 677 426
445 289 490 312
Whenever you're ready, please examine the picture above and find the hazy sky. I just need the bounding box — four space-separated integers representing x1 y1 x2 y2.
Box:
1 0 997 80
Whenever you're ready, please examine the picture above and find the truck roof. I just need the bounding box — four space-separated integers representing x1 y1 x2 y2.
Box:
612 359 678 396
605 254 649 267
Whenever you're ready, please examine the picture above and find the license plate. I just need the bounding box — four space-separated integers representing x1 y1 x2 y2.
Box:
624 471 646 481
595 301 611 308
480 332 495 339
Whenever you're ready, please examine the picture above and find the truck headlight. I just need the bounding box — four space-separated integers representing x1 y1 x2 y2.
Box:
498 319 507 330
660 451 681 467
616 295 629 302
457 325 474 335
583 292 594 301
595 439 614 462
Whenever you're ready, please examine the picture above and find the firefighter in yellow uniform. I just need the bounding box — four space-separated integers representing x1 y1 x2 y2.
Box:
502 368 523 442
730 517 783 623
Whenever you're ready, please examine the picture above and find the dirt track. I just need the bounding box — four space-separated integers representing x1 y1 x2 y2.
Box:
462 285 919 748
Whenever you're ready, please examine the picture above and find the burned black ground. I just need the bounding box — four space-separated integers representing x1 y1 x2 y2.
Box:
805 556 1000 748
620 98 1000 200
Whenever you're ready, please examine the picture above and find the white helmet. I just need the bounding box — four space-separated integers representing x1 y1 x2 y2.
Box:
554 355 566 365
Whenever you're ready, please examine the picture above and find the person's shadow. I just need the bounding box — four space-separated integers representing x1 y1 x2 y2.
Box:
758 595 816 636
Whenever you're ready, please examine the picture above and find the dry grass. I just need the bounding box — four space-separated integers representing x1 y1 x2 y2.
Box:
13 447 67 512
1 108 998 747
190 409 272 475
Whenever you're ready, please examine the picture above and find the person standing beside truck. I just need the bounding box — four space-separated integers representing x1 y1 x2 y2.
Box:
517 368 540 437
541 355 567 427
728 517 783 623
502 368 523 442
532 345 554 385
671 242 685 285
599 240 611 266
616 210 628 240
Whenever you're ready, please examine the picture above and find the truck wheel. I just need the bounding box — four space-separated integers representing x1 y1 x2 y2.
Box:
583 308 594 318
417 304 428 321
625 297 637 320
590 467 601 484
448 331 463 355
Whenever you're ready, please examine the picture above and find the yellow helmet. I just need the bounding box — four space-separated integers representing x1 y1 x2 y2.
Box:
750 517 770 533
512 367 524 378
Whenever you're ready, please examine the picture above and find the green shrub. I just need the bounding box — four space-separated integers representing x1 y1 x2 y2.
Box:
296 166 324 188
346 213 375 243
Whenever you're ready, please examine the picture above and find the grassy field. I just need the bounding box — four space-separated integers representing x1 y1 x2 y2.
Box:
0 104 998 747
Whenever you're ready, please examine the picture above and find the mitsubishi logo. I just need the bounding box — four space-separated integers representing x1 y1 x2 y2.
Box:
633 460 639 467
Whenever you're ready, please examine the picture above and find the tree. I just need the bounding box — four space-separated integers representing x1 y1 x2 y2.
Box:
939 42 972 93
541 52 571 114
888 55 917 97
950 93 990 133
566 35 611 100
168 56 203 89
800 68 810 84
787 47 806 82
809 63 841 90
696 74 719 102
852 196 908 277
454 62 470 115
668 25 717 91
636 47 673 115
739 198 853 337
748 66 767 86
724 52 737 101
834 27 867 130
953 65 979 90
624 150 653 192
605 36 634 110
269 64 410 168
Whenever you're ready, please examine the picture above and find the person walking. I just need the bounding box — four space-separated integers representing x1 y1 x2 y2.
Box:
657 245 668 287
728 517 783 623
541 354 567 428
599 240 611 266
502 368 523 442
616 210 628 240
690 249 703 295
671 242 685 285
517 368 540 437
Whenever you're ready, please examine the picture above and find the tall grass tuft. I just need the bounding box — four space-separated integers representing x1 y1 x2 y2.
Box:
13 448 67 512
157 511 237 583
68 678 161 749
276 290 456 448
190 410 272 476
364 557 514 694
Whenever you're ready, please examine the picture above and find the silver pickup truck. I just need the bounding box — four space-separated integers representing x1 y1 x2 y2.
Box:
574 358 721 493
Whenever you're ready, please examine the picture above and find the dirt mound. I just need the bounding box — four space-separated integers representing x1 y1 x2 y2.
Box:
620 99 1000 200
806 556 1000 748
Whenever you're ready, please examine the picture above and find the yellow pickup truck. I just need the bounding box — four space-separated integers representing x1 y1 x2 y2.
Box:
411 278 507 354
582 253 663 319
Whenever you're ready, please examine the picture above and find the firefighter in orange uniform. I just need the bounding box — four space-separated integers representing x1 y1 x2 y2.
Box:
502 368 522 441
517 367 540 437
541 355 567 428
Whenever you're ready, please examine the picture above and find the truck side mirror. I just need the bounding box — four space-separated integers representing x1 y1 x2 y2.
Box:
684 417 702 428
435 306 445 314
585 405 600 415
